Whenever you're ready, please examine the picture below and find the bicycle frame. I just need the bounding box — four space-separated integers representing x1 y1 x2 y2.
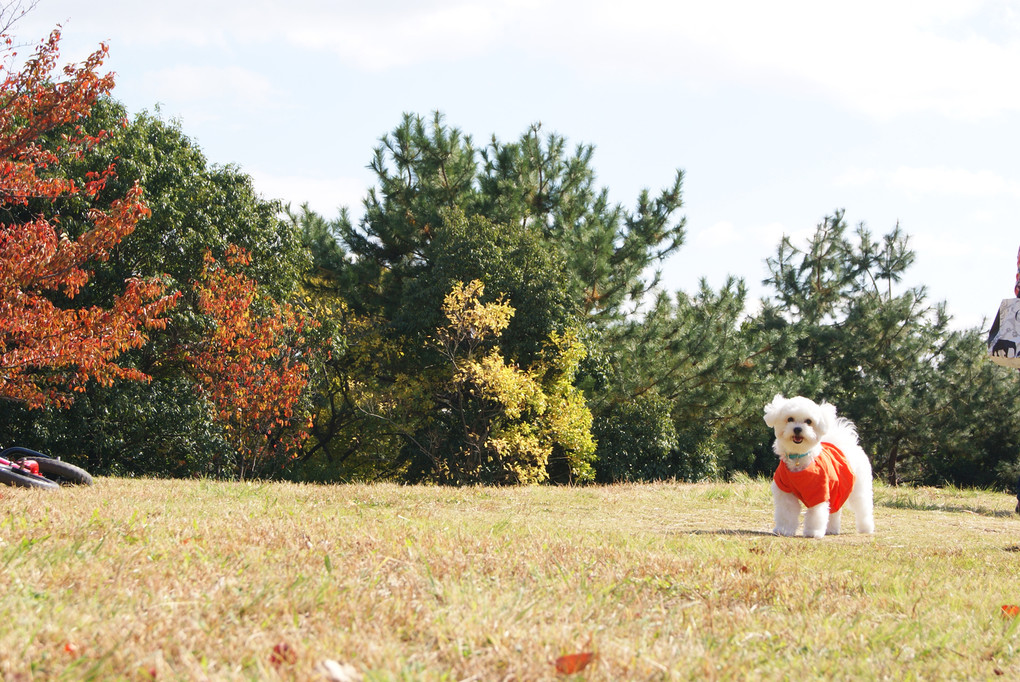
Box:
0 446 51 472
0 446 93 488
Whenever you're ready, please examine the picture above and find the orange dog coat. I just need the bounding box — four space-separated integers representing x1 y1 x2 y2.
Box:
773 442 855 512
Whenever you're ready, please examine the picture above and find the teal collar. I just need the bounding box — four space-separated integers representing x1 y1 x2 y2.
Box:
786 452 809 460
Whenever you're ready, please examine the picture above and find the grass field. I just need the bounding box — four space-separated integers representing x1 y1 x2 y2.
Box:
0 477 1019 680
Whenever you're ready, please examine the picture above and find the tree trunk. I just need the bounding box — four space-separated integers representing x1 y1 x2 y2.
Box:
886 442 899 486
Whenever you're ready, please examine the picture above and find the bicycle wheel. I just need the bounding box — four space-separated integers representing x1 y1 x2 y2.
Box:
0 465 59 490
32 458 93 486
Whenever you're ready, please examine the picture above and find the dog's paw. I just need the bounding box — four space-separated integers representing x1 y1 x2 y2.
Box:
856 519 875 534
772 526 798 537
805 528 826 539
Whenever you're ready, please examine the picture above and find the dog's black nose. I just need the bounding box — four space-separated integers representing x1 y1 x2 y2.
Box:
793 426 802 435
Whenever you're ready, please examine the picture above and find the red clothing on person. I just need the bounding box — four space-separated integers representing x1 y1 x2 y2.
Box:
773 442 855 512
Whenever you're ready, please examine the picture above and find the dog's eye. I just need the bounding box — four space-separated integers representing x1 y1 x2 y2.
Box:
787 417 794 422
805 419 812 425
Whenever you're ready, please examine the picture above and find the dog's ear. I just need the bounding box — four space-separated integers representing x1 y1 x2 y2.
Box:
817 402 838 436
763 394 786 428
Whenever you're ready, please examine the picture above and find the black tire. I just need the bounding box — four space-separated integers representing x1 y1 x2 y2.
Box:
32 458 93 486
0 465 59 490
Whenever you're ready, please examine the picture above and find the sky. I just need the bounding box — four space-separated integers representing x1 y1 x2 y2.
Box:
15 0 1020 331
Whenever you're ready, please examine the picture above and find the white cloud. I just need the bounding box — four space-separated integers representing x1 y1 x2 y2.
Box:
692 220 739 247
247 171 367 219
19 1 236 50
889 166 1020 197
913 233 978 269
833 168 881 188
28 0 514 70
757 221 805 245
692 218 803 248
836 165 1020 198
691 219 809 252
141 65 278 107
26 0 1020 119
283 3 505 71
573 0 1020 120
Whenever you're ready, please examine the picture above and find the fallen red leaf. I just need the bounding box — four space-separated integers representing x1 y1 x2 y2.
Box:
555 652 595 674
1001 605 1020 619
270 642 297 667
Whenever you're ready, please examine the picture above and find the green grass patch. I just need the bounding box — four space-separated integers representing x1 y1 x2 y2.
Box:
0 478 1018 680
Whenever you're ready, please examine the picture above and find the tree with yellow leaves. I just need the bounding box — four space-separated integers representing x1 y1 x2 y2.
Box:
421 280 594 485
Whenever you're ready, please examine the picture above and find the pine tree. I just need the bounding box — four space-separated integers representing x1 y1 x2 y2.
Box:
325 112 687 483
339 112 686 328
757 210 957 484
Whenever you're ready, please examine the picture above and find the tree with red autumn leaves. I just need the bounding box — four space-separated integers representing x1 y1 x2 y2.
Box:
0 28 178 408
184 246 316 478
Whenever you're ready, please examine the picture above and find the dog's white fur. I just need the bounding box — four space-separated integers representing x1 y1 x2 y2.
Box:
764 394 875 538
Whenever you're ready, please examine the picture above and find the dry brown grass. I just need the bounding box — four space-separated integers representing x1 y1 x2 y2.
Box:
0 477 1018 680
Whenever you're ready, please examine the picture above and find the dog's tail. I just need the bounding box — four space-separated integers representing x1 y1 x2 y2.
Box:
826 417 860 446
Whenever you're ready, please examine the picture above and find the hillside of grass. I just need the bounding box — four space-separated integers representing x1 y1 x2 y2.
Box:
0 478 1018 680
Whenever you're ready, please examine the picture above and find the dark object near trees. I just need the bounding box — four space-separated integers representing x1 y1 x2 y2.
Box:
32 457 93 486
0 447 93 488
0 464 58 489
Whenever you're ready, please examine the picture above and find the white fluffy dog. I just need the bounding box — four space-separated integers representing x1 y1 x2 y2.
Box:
764 394 875 538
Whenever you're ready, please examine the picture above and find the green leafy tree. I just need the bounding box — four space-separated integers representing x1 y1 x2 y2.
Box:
339 112 685 328
281 204 375 480
291 202 349 280
594 392 678 482
339 113 478 321
57 100 306 299
590 279 755 481
5 376 231 478
475 123 686 322
912 328 1020 489
294 206 583 482
751 210 997 485
400 279 595 484
324 112 686 483
1 99 309 476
